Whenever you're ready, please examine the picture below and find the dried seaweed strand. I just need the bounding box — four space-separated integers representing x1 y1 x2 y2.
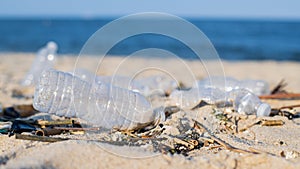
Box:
15 133 69 142
193 119 259 154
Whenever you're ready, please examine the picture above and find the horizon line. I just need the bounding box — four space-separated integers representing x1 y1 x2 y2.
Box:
0 15 300 22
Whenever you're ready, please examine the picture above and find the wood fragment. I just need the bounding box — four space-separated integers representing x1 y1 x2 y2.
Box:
37 119 73 127
239 119 284 132
247 147 276 155
260 119 284 126
53 127 100 131
191 100 210 110
173 138 195 150
15 133 68 142
193 119 259 154
259 93 300 99
270 79 288 94
128 137 167 141
278 104 300 110
35 128 63 136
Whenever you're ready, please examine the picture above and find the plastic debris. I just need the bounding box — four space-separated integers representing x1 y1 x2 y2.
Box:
21 41 58 86
33 69 165 131
230 89 271 116
170 77 271 116
0 122 12 134
9 120 37 136
73 69 177 97
195 76 270 96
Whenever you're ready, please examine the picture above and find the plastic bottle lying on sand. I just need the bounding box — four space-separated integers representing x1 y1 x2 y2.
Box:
229 89 271 116
169 88 271 117
33 69 165 130
96 75 143 92
169 87 226 108
195 76 270 95
73 69 177 97
21 41 58 86
137 76 177 97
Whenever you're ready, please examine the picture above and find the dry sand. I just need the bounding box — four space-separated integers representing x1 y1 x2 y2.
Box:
0 53 300 169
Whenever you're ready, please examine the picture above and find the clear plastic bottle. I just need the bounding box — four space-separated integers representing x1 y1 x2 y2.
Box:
95 75 143 93
239 80 270 96
137 76 177 96
169 87 227 108
33 69 164 130
169 88 271 116
72 68 177 97
21 41 58 86
229 89 271 116
195 76 270 95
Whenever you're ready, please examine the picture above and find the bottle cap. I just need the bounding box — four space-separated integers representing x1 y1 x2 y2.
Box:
47 41 58 52
257 103 271 117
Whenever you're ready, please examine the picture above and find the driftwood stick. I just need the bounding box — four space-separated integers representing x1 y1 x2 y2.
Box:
259 93 300 99
37 119 74 126
278 104 300 110
15 133 68 142
53 127 100 131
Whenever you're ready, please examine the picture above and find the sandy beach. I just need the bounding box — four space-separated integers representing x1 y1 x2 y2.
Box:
1 53 300 169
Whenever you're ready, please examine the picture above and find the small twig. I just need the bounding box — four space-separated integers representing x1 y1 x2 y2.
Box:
239 121 260 132
191 100 210 110
127 137 167 141
193 119 259 154
270 79 288 94
259 93 300 99
53 127 100 131
239 119 284 132
247 147 277 156
37 119 74 127
15 134 69 142
278 104 300 110
260 119 284 126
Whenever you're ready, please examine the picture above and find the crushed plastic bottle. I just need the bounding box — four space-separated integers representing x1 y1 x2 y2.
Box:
33 69 165 130
170 81 271 116
195 76 270 95
229 89 271 116
169 87 227 108
21 41 58 86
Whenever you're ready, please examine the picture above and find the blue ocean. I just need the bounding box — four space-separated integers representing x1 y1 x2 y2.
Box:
0 18 300 61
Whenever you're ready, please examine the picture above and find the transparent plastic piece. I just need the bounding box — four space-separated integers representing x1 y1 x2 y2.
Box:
228 89 271 116
33 69 164 130
169 87 226 108
73 69 177 97
169 88 271 116
21 41 58 86
195 76 270 95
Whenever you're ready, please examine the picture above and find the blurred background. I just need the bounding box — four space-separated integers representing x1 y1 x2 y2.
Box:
0 0 300 61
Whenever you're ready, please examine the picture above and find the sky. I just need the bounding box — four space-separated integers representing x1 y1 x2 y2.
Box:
0 0 300 19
